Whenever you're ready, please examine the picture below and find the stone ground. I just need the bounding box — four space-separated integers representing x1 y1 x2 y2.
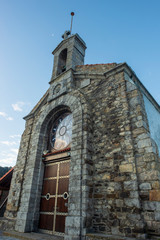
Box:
0 236 18 240
0 231 63 240
0 231 18 240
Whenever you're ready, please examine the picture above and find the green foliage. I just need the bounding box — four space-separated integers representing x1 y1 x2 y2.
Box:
0 167 12 178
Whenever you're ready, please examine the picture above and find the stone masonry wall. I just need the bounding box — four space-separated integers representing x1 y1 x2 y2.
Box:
80 70 144 238
125 72 160 236
4 117 34 221
75 64 160 238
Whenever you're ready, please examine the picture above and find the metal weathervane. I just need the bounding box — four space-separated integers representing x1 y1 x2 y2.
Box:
70 12 75 34
62 12 75 39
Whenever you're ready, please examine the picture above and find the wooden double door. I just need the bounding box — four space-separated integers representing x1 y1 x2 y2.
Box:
39 155 70 235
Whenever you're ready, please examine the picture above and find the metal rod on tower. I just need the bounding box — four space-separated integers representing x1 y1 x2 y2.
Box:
70 12 75 34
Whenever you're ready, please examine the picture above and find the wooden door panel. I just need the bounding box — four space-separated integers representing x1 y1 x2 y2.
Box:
59 162 70 176
39 214 54 231
57 197 68 213
40 197 55 212
58 178 69 194
42 179 57 195
55 215 65 233
44 164 57 178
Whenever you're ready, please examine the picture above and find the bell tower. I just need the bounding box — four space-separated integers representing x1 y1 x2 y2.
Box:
50 32 86 81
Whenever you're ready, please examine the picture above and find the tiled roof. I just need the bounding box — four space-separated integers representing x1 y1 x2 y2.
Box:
0 167 14 183
43 147 71 157
75 63 119 73
76 63 117 66
0 167 14 189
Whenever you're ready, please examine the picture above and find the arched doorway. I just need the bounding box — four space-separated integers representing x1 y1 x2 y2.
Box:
39 112 72 235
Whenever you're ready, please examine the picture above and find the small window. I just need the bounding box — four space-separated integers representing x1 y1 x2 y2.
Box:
57 48 67 75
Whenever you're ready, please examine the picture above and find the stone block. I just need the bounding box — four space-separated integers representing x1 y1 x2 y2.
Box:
155 212 160 221
152 181 160 189
137 138 151 148
80 79 90 88
65 216 81 228
139 183 151 190
119 164 133 172
129 96 140 107
149 190 160 201
115 199 124 207
124 198 140 208
139 170 159 181
130 191 139 198
143 201 160 211
124 181 138 190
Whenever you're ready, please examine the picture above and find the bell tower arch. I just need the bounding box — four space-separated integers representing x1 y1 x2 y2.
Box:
57 48 68 75
50 33 86 81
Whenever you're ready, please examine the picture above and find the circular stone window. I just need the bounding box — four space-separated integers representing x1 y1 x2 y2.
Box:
50 113 72 150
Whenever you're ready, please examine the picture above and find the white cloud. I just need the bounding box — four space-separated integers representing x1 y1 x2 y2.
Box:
6 117 14 121
0 148 19 167
11 148 18 154
0 112 7 117
0 141 17 146
10 134 21 139
0 149 18 167
0 112 13 121
0 137 20 167
12 102 25 112
0 155 16 167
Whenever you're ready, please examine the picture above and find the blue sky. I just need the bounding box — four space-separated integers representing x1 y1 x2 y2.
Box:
0 0 160 167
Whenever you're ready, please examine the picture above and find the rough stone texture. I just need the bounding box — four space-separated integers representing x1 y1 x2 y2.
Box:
2 34 160 240
149 190 160 201
0 218 15 231
86 233 148 240
2 230 64 240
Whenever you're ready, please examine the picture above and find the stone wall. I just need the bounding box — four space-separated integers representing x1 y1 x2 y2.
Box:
74 63 160 238
75 68 144 238
125 71 160 236
5 117 34 220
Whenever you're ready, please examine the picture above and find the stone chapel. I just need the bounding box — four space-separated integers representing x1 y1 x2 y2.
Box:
2 32 160 240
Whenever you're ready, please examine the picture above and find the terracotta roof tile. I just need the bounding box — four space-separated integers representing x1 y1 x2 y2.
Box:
43 147 71 157
76 63 116 67
75 63 119 73
0 167 14 183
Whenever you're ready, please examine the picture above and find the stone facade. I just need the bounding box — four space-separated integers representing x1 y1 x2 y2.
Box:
2 33 160 240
